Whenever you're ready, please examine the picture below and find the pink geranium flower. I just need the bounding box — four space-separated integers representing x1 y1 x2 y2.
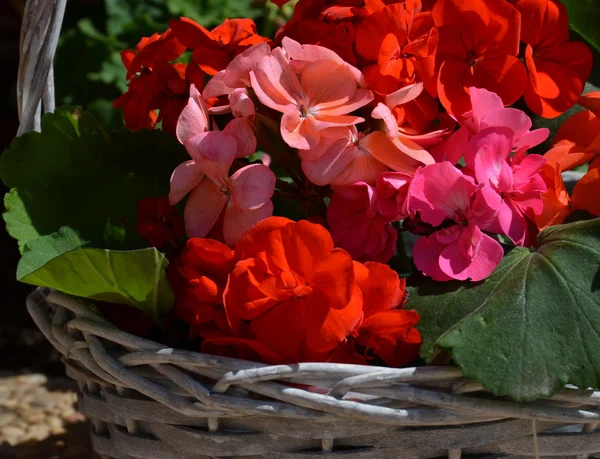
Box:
250 46 374 150
408 162 503 282
371 83 445 166
170 130 275 247
461 87 550 151
432 87 549 165
465 128 547 247
300 126 422 186
327 183 398 264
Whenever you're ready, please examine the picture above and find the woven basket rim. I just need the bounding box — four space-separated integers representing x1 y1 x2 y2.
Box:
26 288 600 427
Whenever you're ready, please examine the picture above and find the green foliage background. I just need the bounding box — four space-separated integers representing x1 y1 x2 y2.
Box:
54 0 296 131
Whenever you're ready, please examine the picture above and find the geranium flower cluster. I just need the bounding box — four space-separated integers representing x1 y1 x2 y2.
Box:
112 0 600 366
168 217 421 366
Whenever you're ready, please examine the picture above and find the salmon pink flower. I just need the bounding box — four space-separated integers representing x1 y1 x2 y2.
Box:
203 43 271 104
465 128 547 246
408 162 503 281
170 129 276 247
328 183 398 263
513 0 592 118
300 126 422 186
432 0 527 117
250 46 374 150
219 218 364 364
169 18 270 75
371 83 443 165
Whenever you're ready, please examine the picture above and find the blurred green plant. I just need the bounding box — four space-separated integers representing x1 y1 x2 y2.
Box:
54 0 295 131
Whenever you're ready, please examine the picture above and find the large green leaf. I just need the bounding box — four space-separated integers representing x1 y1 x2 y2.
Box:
562 0 600 52
0 106 188 252
408 219 600 401
18 240 174 322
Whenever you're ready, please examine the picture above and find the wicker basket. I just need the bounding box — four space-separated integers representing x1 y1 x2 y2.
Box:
14 1 600 458
25 288 600 459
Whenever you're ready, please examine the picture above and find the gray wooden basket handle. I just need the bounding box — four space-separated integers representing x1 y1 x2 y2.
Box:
17 0 67 136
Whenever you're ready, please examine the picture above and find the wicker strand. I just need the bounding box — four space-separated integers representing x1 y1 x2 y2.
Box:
26 288 600 459
17 0 66 135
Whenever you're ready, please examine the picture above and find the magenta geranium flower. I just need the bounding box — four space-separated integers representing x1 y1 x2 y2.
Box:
408 162 504 282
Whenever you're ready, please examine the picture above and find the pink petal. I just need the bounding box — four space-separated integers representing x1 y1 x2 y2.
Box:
468 87 504 128
183 179 228 238
300 60 362 113
413 231 454 282
281 110 321 150
480 108 532 138
372 103 399 138
311 114 366 131
512 154 547 184
408 162 477 226
361 131 422 174
223 201 274 248
176 84 210 145
319 88 374 117
385 83 424 108
169 160 205 205
250 48 303 112
438 225 503 282
392 135 436 166
282 37 366 87
230 164 276 210
299 127 355 162
465 127 513 172
472 130 514 191
513 128 550 151
229 88 255 118
224 42 271 88
430 126 469 165
223 117 257 159
203 71 234 99
497 199 529 246
302 138 387 186
184 131 237 184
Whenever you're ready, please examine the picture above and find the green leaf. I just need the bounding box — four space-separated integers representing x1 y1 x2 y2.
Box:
0 107 188 252
408 219 600 401
17 227 89 279
18 243 174 323
562 0 600 52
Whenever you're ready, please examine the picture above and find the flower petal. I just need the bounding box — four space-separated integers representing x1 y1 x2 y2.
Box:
230 164 276 210
223 201 274 247
169 160 205 205
184 131 238 183
176 84 210 145
183 179 228 238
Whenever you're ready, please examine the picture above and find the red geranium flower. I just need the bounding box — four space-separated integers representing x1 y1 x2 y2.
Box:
135 197 185 250
169 17 270 75
356 1 439 95
512 0 592 118
352 261 421 367
432 0 527 117
167 238 235 339
114 30 204 135
218 217 363 364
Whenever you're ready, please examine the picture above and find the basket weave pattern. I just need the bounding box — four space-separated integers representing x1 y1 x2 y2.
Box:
25 289 600 459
